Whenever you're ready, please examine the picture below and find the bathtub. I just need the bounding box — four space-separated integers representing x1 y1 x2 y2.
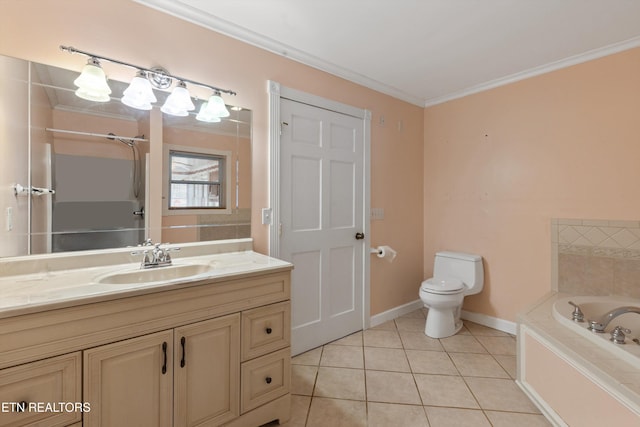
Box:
552 295 640 370
518 293 640 426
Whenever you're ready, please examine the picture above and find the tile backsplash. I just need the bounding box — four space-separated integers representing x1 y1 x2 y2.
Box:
552 219 640 298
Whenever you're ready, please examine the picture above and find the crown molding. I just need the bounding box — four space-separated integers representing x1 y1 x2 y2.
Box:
423 35 640 107
136 1 640 109
134 0 424 106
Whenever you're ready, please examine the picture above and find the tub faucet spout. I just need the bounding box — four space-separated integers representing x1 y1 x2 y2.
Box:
588 306 640 333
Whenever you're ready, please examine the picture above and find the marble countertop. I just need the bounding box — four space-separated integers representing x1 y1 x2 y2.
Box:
0 240 292 319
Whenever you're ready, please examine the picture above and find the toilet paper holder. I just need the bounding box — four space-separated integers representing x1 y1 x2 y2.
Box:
370 245 397 262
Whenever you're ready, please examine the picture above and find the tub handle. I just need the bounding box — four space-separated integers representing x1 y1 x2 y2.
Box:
568 301 585 323
610 326 631 344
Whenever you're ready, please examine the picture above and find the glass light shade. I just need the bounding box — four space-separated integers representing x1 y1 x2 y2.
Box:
203 93 230 118
161 81 195 116
73 58 111 102
195 102 222 123
74 87 111 102
121 71 157 110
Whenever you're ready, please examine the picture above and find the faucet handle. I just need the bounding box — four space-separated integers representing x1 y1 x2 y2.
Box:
568 301 585 323
130 249 151 268
610 326 631 344
164 246 180 263
139 238 154 247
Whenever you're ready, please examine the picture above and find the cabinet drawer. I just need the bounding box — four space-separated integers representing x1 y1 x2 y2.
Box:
242 302 290 361
240 348 291 414
0 352 82 427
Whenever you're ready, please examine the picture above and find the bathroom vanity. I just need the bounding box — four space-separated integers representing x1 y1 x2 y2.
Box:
0 239 292 427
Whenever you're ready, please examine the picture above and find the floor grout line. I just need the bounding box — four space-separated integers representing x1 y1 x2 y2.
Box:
288 313 546 426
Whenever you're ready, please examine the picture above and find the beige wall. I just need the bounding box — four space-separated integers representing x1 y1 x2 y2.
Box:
424 47 640 321
0 0 424 316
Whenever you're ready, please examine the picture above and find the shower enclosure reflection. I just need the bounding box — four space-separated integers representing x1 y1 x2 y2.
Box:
29 61 151 253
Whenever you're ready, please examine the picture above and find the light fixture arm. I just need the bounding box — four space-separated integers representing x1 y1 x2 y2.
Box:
60 45 237 96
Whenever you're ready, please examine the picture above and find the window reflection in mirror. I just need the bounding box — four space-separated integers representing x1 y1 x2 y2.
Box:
169 151 227 209
161 108 252 244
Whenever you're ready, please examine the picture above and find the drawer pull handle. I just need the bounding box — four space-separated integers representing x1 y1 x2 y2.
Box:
265 376 272 384
162 341 168 374
17 401 27 412
265 327 273 334
180 336 186 368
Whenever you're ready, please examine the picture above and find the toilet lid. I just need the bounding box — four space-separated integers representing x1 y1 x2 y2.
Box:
421 278 465 294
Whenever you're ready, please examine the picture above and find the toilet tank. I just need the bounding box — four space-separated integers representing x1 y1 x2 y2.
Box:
433 251 484 295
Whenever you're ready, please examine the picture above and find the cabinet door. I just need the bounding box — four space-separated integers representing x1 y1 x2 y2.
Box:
83 330 173 427
174 313 240 427
0 352 81 427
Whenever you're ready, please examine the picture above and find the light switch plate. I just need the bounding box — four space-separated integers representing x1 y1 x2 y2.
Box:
261 208 273 225
371 208 384 220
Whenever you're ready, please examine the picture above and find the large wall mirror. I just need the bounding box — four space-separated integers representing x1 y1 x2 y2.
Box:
0 53 251 258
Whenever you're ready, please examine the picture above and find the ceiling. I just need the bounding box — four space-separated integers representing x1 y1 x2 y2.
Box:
135 0 640 107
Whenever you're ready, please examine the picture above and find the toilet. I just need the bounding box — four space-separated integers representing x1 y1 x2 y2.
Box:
419 251 484 338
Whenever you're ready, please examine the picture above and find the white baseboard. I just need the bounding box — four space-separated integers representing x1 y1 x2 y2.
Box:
370 299 423 328
461 309 517 335
369 300 517 335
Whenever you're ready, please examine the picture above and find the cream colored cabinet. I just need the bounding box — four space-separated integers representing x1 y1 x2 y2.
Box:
0 352 82 427
0 270 291 427
241 302 290 362
84 315 241 427
83 330 174 427
174 314 240 427
240 302 291 415
241 348 291 414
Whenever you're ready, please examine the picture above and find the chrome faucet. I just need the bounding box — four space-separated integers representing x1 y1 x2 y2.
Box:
588 306 640 333
568 301 585 322
131 239 180 269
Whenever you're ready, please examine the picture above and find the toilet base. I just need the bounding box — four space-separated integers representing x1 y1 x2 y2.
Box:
424 306 463 338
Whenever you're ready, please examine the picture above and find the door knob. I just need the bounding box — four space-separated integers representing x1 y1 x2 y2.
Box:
355 232 365 240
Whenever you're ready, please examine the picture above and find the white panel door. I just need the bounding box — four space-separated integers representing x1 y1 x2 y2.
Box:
280 98 365 355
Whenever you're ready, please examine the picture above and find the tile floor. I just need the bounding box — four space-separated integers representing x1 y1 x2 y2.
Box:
279 309 551 427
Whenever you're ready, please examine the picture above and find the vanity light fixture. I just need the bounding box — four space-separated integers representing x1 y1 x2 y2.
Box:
73 57 112 102
195 101 222 123
60 45 236 115
160 81 195 117
121 70 157 110
201 91 230 118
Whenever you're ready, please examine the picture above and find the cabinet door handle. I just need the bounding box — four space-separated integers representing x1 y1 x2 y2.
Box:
180 336 186 368
162 341 167 374
265 376 272 384
265 327 272 334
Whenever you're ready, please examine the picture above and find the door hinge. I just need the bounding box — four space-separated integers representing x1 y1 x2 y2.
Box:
280 121 288 135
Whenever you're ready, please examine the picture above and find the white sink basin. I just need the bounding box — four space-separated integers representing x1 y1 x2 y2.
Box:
96 263 212 285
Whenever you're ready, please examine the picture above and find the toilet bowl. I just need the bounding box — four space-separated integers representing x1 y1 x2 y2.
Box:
419 252 484 338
